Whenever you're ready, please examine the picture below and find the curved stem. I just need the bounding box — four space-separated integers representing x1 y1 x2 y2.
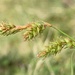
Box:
52 26 75 41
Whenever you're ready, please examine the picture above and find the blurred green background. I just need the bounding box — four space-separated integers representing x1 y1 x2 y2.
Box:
0 0 75 75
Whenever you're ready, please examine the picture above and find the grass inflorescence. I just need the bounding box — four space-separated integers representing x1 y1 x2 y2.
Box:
37 37 75 58
0 21 75 58
23 22 52 40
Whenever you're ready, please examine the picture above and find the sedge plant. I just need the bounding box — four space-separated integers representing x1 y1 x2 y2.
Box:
0 21 75 58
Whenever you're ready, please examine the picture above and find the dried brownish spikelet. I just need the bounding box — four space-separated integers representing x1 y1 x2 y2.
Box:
0 22 32 36
23 22 52 40
37 37 75 58
0 22 15 30
0 22 17 35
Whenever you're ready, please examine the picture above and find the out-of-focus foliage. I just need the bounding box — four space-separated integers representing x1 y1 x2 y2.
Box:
0 0 75 75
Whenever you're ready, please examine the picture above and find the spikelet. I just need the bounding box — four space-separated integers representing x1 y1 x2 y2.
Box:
0 22 16 35
23 22 52 40
37 37 75 58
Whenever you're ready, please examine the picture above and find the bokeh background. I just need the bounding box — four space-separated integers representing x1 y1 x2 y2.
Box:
0 0 75 75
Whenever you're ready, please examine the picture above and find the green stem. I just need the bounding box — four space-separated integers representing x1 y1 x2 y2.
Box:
52 26 75 41
71 52 74 75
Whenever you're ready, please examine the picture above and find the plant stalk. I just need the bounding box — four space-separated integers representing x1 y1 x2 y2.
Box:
52 26 75 42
